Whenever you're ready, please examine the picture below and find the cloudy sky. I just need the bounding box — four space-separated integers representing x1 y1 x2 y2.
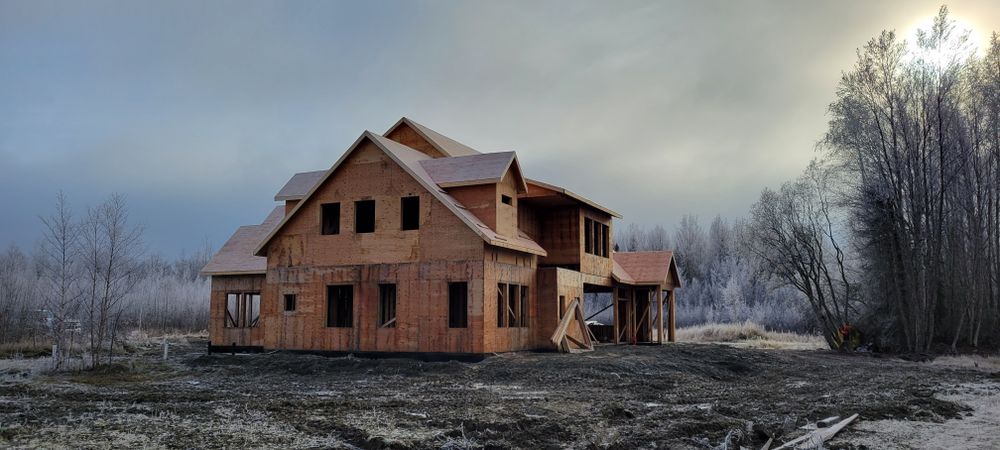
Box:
1 0 998 256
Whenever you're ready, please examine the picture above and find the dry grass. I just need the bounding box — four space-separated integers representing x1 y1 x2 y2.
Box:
677 321 826 350
931 354 1000 371
0 341 52 359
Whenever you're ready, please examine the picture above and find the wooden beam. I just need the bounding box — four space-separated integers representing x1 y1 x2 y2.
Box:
629 287 636 344
574 300 593 349
668 290 676 342
566 334 587 348
612 286 619 345
656 285 664 344
636 299 650 342
550 298 579 347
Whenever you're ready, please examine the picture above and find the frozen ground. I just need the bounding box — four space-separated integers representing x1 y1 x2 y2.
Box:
1 337 997 449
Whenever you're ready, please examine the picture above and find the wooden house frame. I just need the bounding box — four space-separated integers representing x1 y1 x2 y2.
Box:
202 118 681 357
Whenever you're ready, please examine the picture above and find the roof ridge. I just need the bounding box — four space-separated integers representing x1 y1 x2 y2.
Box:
385 117 482 157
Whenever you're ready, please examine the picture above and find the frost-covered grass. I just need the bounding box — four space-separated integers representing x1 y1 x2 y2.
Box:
931 354 1000 371
677 321 826 350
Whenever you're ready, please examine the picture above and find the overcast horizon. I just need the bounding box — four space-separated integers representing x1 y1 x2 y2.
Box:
2 0 998 257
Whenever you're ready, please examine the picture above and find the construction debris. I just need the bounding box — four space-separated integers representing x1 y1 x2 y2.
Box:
772 414 859 450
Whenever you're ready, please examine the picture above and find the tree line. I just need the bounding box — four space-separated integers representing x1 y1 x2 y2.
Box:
622 8 999 352
0 193 210 367
749 7 1000 351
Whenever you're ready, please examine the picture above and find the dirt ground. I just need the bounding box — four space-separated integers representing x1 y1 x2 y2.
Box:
1 338 998 449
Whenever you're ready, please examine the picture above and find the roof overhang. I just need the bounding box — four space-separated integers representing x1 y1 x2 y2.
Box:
525 178 622 218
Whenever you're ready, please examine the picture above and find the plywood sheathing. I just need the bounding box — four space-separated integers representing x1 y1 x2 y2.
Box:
209 275 266 347
264 261 485 353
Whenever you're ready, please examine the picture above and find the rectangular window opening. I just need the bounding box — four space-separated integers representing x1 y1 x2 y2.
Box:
378 284 397 328
558 295 566 319
401 196 420 230
321 203 340 235
497 283 506 328
601 224 610 257
448 282 468 328
326 285 353 328
355 200 375 233
501 194 512 205
594 220 602 257
284 294 296 312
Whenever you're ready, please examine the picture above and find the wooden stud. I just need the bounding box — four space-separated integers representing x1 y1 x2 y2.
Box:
657 285 665 344
668 290 676 342
612 286 619 345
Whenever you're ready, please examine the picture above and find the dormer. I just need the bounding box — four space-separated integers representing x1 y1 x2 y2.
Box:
420 152 528 239
274 170 325 215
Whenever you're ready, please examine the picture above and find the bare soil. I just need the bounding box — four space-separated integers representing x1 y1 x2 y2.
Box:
1 338 997 449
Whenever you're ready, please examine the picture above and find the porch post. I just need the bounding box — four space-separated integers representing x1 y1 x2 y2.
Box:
612 285 619 344
657 285 664 344
629 287 636 344
668 289 676 342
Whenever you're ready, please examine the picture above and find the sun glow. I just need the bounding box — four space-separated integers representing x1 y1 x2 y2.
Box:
903 13 985 60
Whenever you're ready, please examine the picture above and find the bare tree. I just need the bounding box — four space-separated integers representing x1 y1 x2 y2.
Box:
674 215 708 282
37 192 83 366
823 7 999 350
745 161 856 348
81 194 144 367
645 225 671 251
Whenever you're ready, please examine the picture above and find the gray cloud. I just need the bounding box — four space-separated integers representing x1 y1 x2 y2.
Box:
1 0 997 255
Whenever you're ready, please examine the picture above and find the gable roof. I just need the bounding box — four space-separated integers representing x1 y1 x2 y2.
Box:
384 117 481 157
253 131 546 257
201 206 284 276
612 251 681 287
419 151 528 193
274 170 325 201
526 178 622 218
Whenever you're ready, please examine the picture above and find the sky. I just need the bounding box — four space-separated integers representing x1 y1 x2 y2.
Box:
1 0 998 257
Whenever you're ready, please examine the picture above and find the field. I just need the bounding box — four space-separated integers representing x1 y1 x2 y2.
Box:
1 334 999 449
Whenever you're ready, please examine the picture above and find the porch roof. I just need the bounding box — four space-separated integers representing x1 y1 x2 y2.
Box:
612 251 681 288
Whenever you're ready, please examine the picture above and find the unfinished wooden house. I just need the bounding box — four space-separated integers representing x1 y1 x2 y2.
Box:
202 118 681 357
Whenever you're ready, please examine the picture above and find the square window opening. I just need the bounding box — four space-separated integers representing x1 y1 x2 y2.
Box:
326 285 353 328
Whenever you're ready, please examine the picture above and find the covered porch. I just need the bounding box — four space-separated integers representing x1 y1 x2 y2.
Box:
605 251 681 344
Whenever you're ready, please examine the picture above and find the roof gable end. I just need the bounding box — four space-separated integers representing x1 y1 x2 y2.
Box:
253 131 546 257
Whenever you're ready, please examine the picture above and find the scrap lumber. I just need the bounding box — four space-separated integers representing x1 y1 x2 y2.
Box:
772 414 858 450
816 416 840 428
549 298 593 353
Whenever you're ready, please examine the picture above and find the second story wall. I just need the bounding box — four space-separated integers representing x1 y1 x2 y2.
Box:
529 204 614 279
264 139 484 268
536 206 581 268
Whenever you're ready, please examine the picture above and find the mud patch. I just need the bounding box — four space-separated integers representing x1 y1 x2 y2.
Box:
0 343 990 449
